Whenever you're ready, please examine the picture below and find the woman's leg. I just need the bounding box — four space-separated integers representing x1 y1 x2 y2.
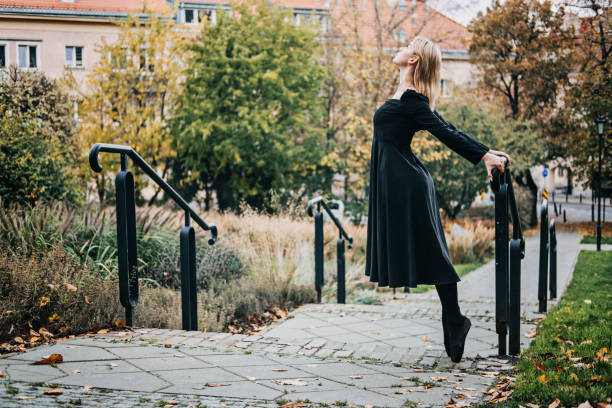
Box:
435 282 462 322
435 282 471 362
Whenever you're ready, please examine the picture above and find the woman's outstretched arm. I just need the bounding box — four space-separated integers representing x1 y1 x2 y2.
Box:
413 102 490 165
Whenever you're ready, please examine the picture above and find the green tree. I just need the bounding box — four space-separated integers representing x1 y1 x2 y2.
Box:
75 11 184 205
0 66 82 205
468 0 574 226
422 91 541 219
170 0 327 212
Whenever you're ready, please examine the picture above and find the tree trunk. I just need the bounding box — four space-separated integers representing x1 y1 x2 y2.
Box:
204 179 210 211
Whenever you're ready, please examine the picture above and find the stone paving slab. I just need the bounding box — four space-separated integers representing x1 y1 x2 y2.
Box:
0 231 586 407
0 334 500 407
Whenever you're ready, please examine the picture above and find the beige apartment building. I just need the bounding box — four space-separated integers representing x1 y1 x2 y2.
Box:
0 0 475 93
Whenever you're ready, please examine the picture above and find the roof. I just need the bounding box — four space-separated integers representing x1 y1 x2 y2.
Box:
0 0 469 50
0 0 170 13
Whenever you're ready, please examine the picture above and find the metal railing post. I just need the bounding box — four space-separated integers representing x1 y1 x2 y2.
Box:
314 207 324 303
115 159 139 327
549 219 557 300
307 197 353 304
509 238 522 356
494 172 509 355
491 160 524 356
180 213 198 330
538 200 549 313
337 236 346 304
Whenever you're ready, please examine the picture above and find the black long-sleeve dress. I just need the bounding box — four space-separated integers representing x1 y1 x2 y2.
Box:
365 88 490 288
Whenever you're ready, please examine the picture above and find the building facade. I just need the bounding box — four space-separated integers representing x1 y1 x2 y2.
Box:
0 0 475 91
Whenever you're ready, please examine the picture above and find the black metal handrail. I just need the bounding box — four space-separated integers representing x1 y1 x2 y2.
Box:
306 196 353 303
490 157 525 356
89 144 218 245
538 199 549 312
538 200 558 313
89 143 218 331
549 219 557 300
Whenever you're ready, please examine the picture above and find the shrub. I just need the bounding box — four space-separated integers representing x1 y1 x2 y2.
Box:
197 272 316 332
0 245 122 344
445 219 494 264
0 66 82 205
196 245 245 291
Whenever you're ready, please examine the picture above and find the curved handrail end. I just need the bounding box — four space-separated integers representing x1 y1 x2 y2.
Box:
306 196 323 217
207 224 218 245
89 143 104 173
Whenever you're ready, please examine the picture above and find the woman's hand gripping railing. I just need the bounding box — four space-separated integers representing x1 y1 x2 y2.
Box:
490 157 525 356
89 143 218 331
306 196 353 304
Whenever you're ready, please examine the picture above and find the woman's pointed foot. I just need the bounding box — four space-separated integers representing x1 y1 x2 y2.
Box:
449 315 471 363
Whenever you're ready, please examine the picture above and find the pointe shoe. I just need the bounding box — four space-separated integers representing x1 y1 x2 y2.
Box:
442 310 450 357
449 315 471 363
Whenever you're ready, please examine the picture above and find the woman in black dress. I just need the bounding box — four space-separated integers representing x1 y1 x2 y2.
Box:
365 36 511 362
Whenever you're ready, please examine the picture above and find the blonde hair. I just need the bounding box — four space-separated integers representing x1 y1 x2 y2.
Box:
409 36 441 110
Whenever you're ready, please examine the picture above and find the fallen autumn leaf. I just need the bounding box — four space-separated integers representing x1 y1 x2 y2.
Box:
30 353 63 365
43 388 62 395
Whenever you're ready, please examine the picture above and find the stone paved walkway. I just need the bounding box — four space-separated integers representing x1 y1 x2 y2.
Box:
1 231 604 407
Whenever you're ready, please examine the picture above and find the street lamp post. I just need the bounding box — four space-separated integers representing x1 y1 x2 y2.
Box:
595 118 606 251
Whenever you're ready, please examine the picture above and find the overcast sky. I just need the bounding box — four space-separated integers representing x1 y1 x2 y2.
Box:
430 0 495 26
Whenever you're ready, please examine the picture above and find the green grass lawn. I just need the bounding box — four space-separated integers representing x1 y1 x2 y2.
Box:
580 235 612 245
409 261 487 293
507 250 612 406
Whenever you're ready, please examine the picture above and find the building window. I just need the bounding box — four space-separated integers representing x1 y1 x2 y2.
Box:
392 29 406 43
185 9 195 23
138 46 156 72
293 10 327 29
182 8 216 25
65 46 84 68
18 44 39 69
109 46 130 71
200 9 216 24
73 99 79 121
319 14 331 31
440 79 452 96
0 44 6 68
